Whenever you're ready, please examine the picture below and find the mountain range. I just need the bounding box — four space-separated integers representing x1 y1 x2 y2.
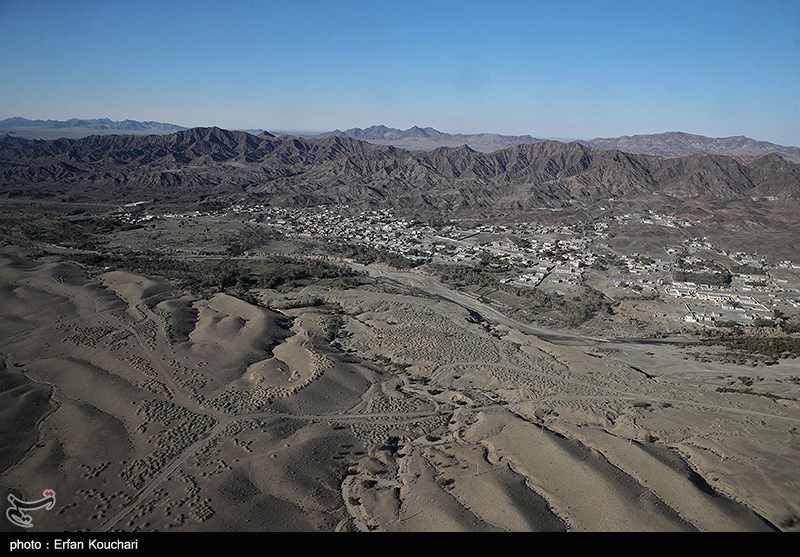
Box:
0 117 186 139
318 126 800 163
4 118 799 163
319 125 544 152
583 132 800 164
1 126 798 215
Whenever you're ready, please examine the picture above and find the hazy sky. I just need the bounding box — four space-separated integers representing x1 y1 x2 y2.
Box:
1 0 798 144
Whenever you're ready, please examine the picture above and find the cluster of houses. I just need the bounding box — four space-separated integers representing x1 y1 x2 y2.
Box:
176 202 799 327
241 205 607 288
611 210 697 229
255 206 437 262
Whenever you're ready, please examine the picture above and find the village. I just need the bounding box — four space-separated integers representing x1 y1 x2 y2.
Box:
231 204 800 328
114 202 800 330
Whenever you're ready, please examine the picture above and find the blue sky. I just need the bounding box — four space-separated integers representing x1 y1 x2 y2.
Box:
1 0 798 144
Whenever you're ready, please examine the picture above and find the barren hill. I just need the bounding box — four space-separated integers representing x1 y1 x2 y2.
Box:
1 127 798 213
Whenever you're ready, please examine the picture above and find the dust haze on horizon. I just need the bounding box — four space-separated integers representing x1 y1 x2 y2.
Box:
0 0 798 145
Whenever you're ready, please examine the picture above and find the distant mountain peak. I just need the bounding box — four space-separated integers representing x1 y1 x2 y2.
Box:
0 116 187 139
585 132 800 163
318 124 546 152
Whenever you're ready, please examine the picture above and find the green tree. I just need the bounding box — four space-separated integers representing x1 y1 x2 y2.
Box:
208 259 241 290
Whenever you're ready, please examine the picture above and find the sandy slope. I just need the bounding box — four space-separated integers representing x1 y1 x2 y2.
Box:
1 246 798 531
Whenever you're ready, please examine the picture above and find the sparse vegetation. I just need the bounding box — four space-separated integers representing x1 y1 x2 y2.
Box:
4 214 141 249
674 256 732 286
501 283 617 327
692 335 800 366
330 242 422 269
723 337 800 359
782 320 800 334
751 317 777 328
673 269 732 287
223 225 281 256
729 263 764 275
715 386 795 401
432 263 500 288
380 436 402 456
71 252 364 297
